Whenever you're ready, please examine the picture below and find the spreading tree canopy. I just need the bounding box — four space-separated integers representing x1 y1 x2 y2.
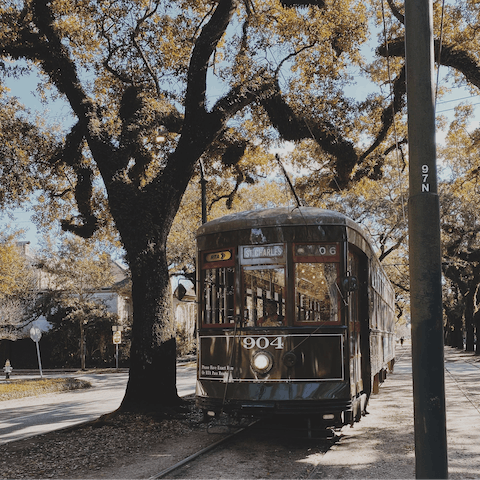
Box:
3 0 480 411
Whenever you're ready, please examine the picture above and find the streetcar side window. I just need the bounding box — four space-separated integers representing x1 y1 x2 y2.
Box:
243 266 285 327
202 267 235 325
201 249 235 326
295 263 339 323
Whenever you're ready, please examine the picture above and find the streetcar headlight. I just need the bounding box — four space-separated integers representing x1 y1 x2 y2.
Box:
252 351 274 374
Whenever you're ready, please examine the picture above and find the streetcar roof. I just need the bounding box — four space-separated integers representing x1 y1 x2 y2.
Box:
196 206 367 238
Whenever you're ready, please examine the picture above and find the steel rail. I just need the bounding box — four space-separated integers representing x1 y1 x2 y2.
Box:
148 421 257 479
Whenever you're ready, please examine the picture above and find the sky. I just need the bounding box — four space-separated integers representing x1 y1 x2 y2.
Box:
1 71 70 250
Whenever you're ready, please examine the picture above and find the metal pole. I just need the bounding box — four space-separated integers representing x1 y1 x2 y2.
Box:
275 154 304 208
116 343 119 370
404 0 448 477
199 159 207 225
35 341 43 379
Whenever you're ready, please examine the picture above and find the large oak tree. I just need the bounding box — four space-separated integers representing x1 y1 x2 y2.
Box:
1 0 376 413
3 0 480 412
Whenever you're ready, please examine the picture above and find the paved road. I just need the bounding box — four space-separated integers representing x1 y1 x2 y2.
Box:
0 364 197 444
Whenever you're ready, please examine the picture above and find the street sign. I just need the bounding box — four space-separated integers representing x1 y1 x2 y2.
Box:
113 331 122 344
29 326 42 342
29 326 43 378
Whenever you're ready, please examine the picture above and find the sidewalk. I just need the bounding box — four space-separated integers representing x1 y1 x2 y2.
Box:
308 345 480 479
0 363 196 444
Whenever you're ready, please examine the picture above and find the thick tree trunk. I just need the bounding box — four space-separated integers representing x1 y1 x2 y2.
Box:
453 314 464 349
80 319 86 371
106 137 205 413
474 311 480 355
119 243 181 412
465 292 475 352
444 302 464 349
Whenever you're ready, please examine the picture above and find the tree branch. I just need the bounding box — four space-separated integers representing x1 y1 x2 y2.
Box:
211 72 275 124
378 38 480 90
30 0 93 120
132 2 162 96
61 166 99 238
50 122 85 169
101 28 134 85
275 44 317 79
260 80 358 189
386 0 404 24
359 66 406 162
184 0 238 122
378 235 405 262
209 169 245 210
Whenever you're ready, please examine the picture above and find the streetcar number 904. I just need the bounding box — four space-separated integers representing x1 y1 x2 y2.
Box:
242 336 284 350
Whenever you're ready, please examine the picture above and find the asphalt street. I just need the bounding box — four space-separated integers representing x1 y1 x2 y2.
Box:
0 363 197 444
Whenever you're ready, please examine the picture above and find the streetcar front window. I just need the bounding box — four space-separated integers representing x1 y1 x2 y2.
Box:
243 266 285 327
295 262 339 323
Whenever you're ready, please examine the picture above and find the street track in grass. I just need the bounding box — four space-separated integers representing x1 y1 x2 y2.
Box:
148 421 257 479
148 417 338 479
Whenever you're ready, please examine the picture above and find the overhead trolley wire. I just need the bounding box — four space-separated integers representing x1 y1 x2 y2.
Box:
380 0 407 227
434 0 447 109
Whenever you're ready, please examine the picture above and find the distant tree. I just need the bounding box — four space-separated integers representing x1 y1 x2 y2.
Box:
438 107 480 353
0 232 37 340
36 235 117 369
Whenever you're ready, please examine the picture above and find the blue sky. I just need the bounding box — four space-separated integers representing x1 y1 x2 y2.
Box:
1 71 71 249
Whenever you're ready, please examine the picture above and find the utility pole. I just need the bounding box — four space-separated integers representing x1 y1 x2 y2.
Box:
404 0 448 478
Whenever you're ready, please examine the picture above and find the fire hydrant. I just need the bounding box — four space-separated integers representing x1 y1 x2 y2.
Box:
3 359 12 380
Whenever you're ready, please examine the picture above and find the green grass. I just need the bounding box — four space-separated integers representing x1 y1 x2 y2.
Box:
0 377 92 401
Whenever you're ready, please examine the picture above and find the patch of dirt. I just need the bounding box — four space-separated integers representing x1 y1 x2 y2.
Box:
0 397 336 480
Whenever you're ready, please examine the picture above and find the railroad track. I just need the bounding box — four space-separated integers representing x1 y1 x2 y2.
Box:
147 420 257 479
147 417 337 479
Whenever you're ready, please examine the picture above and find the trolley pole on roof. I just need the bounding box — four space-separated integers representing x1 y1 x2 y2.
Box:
405 0 448 478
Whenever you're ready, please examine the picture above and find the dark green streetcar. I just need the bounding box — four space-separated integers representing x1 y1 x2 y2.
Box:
195 207 395 426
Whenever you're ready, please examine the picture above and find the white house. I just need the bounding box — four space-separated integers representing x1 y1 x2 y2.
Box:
15 241 132 334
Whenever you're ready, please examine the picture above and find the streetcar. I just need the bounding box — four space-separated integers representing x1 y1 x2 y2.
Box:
195 207 395 426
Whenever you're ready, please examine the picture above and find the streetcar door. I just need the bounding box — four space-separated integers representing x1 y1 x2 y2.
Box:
348 250 363 397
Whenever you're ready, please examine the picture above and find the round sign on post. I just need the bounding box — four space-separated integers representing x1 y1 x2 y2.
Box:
112 330 122 370
30 326 42 342
29 326 43 378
